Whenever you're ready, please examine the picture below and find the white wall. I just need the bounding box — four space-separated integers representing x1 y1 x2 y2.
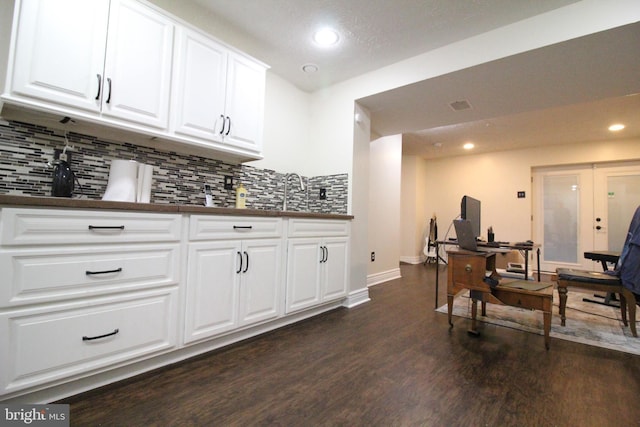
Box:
411 138 640 263
400 155 429 263
367 134 402 285
249 73 311 174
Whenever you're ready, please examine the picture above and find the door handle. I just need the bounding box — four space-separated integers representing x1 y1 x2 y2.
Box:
95 74 102 100
236 251 243 274
218 114 225 135
106 78 112 103
243 251 249 273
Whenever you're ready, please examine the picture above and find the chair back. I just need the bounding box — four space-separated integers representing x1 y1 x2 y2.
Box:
618 205 640 294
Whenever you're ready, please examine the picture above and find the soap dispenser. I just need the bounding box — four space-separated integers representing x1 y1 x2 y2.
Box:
235 183 247 209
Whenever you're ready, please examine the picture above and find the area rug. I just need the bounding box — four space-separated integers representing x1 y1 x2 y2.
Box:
436 290 640 355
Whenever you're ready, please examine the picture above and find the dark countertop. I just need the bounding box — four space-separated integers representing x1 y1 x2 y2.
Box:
0 194 353 220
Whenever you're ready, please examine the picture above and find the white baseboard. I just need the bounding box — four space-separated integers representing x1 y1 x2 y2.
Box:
399 255 423 264
343 287 371 308
367 268 401 287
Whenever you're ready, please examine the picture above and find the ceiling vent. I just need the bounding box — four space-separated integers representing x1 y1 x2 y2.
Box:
449 100 472 111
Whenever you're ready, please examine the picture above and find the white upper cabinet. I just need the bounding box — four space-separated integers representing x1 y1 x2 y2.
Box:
5 0 266 160
10 0 110 112
172 27 266 154
223 53 266 153
101 0 174 129
9 0 173 130
172 27 228 141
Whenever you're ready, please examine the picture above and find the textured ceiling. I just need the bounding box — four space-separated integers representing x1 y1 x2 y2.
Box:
191 0 579 92
190 0 639 160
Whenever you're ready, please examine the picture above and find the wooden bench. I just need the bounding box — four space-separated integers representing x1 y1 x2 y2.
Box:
556 268 637 337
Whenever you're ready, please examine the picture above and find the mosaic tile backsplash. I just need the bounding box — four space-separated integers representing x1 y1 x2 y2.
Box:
0 119 348 214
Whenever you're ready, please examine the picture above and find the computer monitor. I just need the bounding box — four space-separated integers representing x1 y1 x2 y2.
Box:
461 195 481 238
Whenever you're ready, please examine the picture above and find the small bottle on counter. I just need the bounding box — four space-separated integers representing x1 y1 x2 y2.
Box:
235 183 248 209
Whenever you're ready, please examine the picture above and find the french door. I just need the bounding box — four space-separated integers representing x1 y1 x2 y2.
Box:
533 162 640 272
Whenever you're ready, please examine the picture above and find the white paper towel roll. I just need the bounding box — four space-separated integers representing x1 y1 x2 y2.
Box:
102 159 139 202
137 164 153 203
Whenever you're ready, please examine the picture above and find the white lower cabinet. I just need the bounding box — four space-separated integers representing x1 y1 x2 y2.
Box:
0 207 182 398
286 220 350 314
184 216 283 344
0 207 352 401
0 288 178 395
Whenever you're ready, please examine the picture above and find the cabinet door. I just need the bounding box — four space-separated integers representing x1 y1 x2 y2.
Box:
102 0 174 129
322 238 349 301
223 52 266 153
172 27 227 141
10 0 109 112
285 239 322 313
238 239 282 326
184 241 240 343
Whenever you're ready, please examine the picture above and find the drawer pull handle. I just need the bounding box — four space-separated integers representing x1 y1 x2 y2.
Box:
465 264 472 272
86 268 123 276
233 226 253 230
83 328 119 341
88 225 125 230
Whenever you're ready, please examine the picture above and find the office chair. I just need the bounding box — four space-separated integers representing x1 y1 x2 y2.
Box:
556 205 640 337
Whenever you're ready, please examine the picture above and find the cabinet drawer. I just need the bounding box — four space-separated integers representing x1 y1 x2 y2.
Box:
0 244 180 306
287 219 350 238
0 288 178 395
189 215 282 240
0 208 182 246
493 288 553 312
450 254 488 289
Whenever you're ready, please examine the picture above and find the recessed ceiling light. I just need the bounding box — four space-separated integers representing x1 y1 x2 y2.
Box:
463 142 474 150
302 63 319 73
608 123 625 131
313 27 340 47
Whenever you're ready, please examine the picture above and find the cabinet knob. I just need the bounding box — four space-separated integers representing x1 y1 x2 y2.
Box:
465 264 472 272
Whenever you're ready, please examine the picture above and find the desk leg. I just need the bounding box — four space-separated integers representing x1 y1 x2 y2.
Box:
558 285 567 326
468 298 480 336
537 248 541 282
435 242 440 309
447 294 453 327
543 310 551 350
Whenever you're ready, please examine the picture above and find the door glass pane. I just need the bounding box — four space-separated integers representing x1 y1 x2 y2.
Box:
607 174 640 251
543 175 578 263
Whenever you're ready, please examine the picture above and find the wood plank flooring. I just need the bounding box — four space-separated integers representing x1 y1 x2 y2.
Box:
61 263 640 426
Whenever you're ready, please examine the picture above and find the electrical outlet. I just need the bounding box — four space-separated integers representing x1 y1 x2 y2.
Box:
224 176 233 190
319 188 327 200
371 252 375 262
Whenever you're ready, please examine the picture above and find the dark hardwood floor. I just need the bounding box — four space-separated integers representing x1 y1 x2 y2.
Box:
62 263 640 426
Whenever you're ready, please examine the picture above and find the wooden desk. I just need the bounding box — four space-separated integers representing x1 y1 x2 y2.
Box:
447 249 553 349
434 239 540 309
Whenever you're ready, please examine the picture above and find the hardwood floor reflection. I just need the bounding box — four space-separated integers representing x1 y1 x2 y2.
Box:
62 263 640 426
